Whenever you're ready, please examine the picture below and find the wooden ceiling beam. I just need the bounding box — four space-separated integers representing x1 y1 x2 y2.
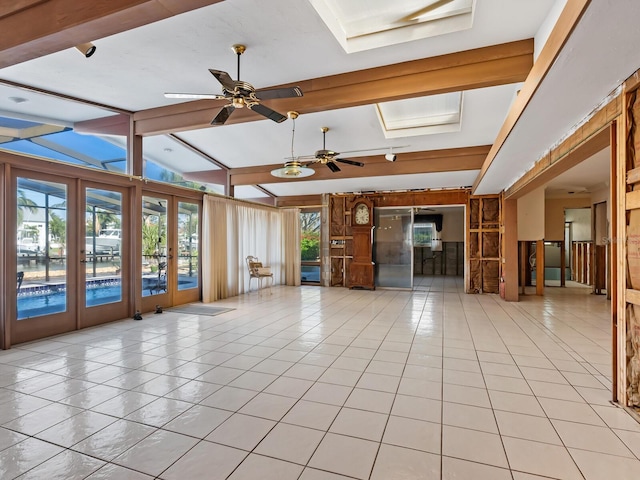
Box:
134 40 533 136
0 0 225 68
75 113 131 136
220 145 490 186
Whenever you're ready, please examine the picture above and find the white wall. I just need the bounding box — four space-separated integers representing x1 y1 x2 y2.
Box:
518 186 545 240
566 208 592 241
441 209 465 242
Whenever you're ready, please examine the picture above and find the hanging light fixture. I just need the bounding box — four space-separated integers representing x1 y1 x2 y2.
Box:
271 112 315 179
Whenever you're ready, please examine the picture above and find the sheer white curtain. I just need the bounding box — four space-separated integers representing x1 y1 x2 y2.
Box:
282 208 301 286
202 195 300 301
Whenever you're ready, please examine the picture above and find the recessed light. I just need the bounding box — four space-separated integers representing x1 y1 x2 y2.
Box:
9 96 28 104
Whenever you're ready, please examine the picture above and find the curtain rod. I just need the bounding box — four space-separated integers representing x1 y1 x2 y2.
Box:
204 193 293 211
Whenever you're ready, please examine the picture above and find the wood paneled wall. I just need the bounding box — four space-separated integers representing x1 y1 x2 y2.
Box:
328 190 502 295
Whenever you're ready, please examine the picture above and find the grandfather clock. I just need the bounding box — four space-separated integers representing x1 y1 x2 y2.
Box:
349 197 375 290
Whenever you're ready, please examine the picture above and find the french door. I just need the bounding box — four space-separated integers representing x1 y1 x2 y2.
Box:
140 193 200 312
80 182 130 328
10 171 130 344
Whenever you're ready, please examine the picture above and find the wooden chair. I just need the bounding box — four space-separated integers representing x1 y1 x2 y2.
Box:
246 256 273 293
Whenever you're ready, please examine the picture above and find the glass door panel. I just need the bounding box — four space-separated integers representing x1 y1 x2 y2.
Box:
374 208 413 289
173 199 200 305
12 172 77 344
142 195 169 299
177 201 199 291
16 177 69 319
79 183 129 328
300 209 321 284
85 188 123 306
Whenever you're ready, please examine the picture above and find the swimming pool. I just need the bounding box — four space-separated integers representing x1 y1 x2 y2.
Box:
17 283 122 319
17 276 199 319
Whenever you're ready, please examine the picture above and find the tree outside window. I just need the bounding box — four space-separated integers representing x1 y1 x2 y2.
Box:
300 211 320 261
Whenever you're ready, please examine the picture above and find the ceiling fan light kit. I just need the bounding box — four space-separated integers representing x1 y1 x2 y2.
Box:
164 44 303 125
271 111 316 179
271 161 315 178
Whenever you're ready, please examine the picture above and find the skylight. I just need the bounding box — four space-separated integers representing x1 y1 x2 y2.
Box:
376 92 463 138
309 0 474 53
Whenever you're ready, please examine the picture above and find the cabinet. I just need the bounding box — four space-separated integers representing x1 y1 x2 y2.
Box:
329 196 352 287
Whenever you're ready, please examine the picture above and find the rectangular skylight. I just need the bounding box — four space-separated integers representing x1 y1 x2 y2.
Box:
376 92 463 138
310 0 474 52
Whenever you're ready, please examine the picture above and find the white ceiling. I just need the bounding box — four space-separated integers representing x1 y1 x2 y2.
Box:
0 0 636 200
545 147 610 197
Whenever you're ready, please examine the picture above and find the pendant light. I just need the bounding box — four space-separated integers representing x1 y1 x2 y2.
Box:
271 112 315 178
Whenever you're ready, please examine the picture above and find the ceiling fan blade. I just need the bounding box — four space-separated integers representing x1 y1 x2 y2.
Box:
208 69 236 92
165 92 227 100
334 158 364 167
211 105 235 125
248 103 287 123
255 86 304 100
326 161 341 173
398 0 455 22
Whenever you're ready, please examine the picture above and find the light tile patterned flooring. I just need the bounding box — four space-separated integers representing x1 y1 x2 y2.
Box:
1 277 639 479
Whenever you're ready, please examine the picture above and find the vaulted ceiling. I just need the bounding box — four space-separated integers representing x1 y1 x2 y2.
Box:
1 0 639 202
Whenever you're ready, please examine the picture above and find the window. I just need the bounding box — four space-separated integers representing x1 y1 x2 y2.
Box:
414 223 433 246
300 209 321 283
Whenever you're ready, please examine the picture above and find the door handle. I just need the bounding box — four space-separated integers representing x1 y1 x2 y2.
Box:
80 260 87 263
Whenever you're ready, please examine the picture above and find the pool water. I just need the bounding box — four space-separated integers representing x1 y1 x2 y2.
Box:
17 276 199 319
18 285 122 319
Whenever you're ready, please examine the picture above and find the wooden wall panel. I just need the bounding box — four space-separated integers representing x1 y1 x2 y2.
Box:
328 189 470 289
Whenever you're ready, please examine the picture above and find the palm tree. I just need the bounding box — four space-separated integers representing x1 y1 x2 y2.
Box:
49 212 66 243
17 189 38 226
86 207 120 235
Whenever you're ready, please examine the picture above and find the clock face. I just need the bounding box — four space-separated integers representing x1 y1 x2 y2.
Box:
354 204 370 224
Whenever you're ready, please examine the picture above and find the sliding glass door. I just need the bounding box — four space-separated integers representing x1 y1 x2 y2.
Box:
373 207 413 289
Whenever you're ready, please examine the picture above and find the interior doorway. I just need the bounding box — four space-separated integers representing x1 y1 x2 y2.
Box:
413 206 465 290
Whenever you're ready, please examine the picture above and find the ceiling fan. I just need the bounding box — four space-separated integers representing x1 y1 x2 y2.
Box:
271 116 410 179
300 127 366 173
164 44 303 125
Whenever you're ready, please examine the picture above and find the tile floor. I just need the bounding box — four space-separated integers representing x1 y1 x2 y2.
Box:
1 277 639 479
